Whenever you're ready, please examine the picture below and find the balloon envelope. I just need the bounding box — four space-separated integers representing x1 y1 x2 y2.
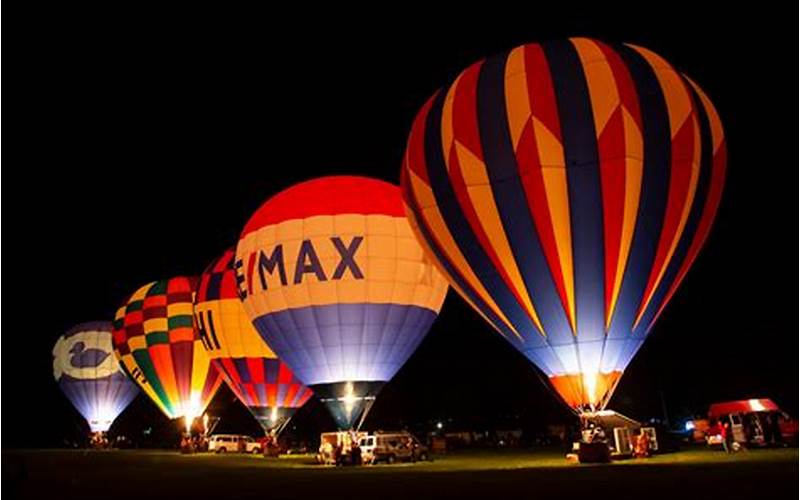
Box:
53 322 139 433
195 249 313 434
401 38 726 412
112 277 223 425
236 176 448 428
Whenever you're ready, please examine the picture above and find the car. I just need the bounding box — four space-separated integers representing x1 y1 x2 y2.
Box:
358 431 429 464
208 434 262 454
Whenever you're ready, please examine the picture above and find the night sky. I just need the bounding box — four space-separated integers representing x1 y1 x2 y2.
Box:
4 6 797 448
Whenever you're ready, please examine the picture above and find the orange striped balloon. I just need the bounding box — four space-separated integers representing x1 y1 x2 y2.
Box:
402 38 725 412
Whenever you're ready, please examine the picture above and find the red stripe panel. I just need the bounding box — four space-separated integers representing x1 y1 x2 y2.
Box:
169 277 195 295
240 176 404 236
124 310 143 327
247 358 265 384
246 252 256 296
452 62 484 154
143 294 167 309
283 384 299 407
266 383 277 407
525 44 562 141
596 41 643 132
170 341 193 406
200 363 222 403
595 41 643 321
517 44 571 323
213 359 244 401
517 121 571 323
213 251 232 273
244 384 260 407
197 276 210 303
220 263 238 298
221 358 242 385
278 363 292 384
297 387 314 407
598 111 627 318
112 329 127 346
406 94 439 186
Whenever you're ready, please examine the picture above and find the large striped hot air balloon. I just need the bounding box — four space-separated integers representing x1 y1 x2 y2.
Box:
112 277 223 430
401 38 726 413
53 322 139 434
195 249 314 435
236 176 449 429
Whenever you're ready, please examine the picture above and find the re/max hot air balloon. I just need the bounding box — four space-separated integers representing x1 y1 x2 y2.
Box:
401 38 726 413
236 176 449 429
112 277 223 431
53 322 139 434
195 249 314 435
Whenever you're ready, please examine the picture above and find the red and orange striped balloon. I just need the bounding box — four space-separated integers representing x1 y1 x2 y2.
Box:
195 249 313 434
402 38 725 411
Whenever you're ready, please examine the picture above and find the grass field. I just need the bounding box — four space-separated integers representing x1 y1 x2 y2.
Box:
2 447 796 499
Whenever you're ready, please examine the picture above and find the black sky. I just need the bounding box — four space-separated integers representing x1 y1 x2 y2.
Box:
4 6 798 447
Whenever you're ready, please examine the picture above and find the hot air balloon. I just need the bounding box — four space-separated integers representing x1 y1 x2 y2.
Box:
195 249 314 435
53 322 139 435
112 277 223 431
236 176 449 429
401 38 726 413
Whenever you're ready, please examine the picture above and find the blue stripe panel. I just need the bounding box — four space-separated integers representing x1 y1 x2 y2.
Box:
599 338 627 373
476 50 574 350
264 358 280 383
543 40 606 381
252 303 438 385
234 358 251 383
632 81 714 337
254 383 267 405
543 40 605 382
526 346 568 376
276 383 288 405
206 272 223 301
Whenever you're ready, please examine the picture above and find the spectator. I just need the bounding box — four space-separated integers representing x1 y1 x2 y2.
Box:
721 419 732 453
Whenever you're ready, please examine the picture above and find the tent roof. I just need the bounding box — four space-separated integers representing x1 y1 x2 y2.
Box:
708 399 779 419
582 410 641 429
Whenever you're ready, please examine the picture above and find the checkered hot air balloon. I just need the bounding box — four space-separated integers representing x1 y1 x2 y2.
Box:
401 38 726 413
236 176 449 429
195 249 313 435
112 277 223 429
53 322 139 434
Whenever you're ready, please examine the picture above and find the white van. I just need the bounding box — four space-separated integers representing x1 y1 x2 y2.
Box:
359 431 429 464
208 434 262 454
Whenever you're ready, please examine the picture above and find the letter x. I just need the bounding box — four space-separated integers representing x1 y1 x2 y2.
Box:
331 236 364 279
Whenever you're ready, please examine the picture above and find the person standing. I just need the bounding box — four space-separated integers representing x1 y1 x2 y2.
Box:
721 419 733 453
768 412 783 447
351 441 362 466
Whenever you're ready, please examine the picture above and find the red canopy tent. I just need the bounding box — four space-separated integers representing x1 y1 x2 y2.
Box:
708 399 779 419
